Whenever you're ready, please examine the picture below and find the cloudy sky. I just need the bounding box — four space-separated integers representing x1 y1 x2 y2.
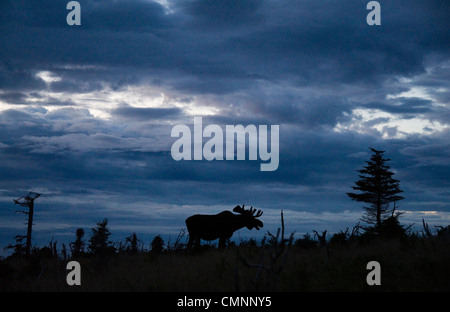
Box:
0 0 449 254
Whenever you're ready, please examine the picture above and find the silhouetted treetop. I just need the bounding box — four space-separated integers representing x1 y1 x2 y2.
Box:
347 148 404 229
70 228 85 257
88 218 115 255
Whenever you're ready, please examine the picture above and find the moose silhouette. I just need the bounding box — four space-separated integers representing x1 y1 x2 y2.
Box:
186 205 263 248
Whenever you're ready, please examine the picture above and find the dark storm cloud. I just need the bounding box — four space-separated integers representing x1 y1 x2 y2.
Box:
113 105 183 121
83 0 173 32
3 104 442 216
1 0 449 98
184 0 264 29
0 92 29 105
0 0 447 167
0 0 448 181
0 65 46 92
364 98 434 115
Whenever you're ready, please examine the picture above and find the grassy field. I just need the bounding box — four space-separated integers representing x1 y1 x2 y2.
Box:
1 236 449 292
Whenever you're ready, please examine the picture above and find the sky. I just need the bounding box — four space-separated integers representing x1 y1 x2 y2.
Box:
0 0 449 255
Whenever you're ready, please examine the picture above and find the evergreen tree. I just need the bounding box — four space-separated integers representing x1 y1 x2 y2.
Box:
124 233 142 254
347 148 404 229
88 218 115 255
70 228 85 257
151 235 164 254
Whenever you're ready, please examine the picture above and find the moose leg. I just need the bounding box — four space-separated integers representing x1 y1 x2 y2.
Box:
187 235 201 249
187 235 195 249
194 237 200 248
218 238 227 249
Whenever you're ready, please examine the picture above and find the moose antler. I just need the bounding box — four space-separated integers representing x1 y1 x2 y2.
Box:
250 207 263 218
233 205 263 217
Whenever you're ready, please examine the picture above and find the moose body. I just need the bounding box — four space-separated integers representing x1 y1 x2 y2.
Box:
186 205 263 248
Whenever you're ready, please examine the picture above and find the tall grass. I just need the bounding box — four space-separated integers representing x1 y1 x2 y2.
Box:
1 237 449 291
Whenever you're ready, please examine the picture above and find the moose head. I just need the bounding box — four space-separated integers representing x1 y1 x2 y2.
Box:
232 204 264 230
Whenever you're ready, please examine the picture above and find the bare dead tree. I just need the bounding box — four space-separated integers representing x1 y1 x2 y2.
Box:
422 219 434 238
167 228 186 251
13 192 41 255
313 230 327 247
350 222 361 240
313 229 331 268
422 219 450 241
237 210 294 291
